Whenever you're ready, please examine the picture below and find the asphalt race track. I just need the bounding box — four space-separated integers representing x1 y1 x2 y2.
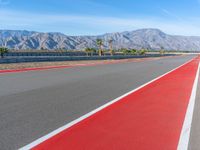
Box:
0 55 199 150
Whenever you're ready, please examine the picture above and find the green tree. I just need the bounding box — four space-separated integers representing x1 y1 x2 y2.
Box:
130 49 137 55
139 49 147 55
85 48 91 56
159 46 165 55
96 39 103 56
85 48 97 56
0 47 8 58
41 47 45 51
121 48 130 55
108 39 114 56
90 48 97 56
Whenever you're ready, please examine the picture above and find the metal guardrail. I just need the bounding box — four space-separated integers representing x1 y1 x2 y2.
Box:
4 52 118 57
5 52 88 57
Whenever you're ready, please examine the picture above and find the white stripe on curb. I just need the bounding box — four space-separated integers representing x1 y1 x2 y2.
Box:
19 57 196 150
177 62 200 150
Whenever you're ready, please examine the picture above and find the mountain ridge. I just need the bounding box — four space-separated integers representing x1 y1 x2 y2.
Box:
1 28 200 51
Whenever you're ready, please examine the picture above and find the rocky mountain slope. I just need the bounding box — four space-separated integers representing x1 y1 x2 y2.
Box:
0 28 200 51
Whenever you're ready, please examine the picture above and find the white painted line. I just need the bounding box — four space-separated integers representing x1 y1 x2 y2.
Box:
177 62 200 150
19 57 196 150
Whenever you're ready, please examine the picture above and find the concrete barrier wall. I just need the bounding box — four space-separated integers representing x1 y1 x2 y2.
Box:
0 54 176 64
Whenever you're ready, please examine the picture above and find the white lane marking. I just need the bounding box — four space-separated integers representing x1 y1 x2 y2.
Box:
19 57 196 150
177 62 200 150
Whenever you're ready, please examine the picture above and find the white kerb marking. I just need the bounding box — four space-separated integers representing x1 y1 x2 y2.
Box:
177 62 200 150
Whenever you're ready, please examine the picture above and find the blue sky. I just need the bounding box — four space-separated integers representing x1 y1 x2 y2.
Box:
1 0 200 35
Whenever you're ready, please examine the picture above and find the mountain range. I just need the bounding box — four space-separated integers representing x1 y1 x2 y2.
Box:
1 28 200 51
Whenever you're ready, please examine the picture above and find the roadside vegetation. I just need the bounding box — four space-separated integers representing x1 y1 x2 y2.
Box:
120 48 147 56
96 39 103 56
159 46 165 55
84 48 96 56
0 47 8 58
108 39 114 56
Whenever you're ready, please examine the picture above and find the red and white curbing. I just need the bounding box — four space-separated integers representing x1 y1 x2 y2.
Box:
177 62 200 150
20 56 200 150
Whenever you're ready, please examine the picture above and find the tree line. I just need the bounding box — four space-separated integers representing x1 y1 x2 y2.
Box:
84 39 150 56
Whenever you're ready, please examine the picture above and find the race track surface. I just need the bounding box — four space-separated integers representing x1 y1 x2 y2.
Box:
0 55 198 149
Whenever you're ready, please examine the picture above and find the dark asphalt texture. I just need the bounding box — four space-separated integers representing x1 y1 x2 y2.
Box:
0 55 196 150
